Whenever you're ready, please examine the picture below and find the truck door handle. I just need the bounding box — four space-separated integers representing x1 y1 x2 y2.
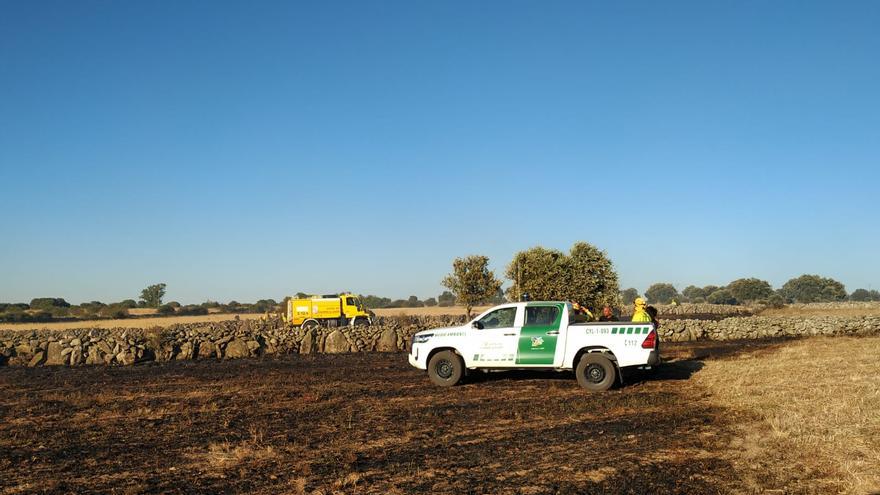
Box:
504 333 516 336
546 331 559 335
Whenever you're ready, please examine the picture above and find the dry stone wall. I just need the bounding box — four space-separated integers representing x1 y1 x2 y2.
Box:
1 313 878 367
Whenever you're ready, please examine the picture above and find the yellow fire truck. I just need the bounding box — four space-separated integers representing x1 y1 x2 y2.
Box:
285 293 372 328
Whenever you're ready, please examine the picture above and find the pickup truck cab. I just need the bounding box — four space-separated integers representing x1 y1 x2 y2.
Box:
408 301 659 391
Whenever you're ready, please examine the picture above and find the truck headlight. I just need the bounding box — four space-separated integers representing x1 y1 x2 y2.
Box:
412 333 433 344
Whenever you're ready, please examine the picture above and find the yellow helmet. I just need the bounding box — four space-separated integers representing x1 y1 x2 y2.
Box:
634 297 646 307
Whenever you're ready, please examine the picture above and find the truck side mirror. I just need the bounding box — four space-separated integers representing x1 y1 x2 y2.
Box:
471 321 484 330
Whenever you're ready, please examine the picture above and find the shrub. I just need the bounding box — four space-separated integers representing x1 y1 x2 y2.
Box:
119 299 138 308
99 303 130 319
157 304 176 316
178 305 208 316
766 293 786 309
424 297 437 307
707 289 738 305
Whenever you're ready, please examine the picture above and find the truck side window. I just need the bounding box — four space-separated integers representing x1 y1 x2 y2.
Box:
477 307 517 329
346 297 356 306
525 306 559 326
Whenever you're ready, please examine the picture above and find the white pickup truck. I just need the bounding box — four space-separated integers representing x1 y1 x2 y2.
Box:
408 301 659 391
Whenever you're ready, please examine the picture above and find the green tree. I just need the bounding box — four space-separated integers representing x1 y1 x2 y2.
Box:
139 283 167 308
645 283 680 304
726 278 774 303
849 288 880 302
424 297 438 307
707 289 738 305
505 242 619 311
29 298 70 310
119 299 138 309
620 288 640 306
780 275 847 303
442 255 503 318
406 295 424 308
437 291 455 307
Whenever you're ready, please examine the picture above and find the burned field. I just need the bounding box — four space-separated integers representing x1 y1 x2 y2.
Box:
1 340 800 494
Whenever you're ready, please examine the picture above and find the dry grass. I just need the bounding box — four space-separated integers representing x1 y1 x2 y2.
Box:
371 305 489 317
0 312 265 331
758 306 880 317
694 336 880 494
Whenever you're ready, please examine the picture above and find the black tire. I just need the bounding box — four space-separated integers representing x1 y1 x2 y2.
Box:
353 317 370 326
302 320 319 330
576 353 617 392
427 350 464 387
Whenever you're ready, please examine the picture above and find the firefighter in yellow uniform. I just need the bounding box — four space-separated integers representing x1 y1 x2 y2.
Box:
631 297 652 322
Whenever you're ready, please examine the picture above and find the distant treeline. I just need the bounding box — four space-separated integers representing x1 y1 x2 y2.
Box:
621 275 880 307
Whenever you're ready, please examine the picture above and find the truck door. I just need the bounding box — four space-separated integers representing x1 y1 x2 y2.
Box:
516 303 563 366
466 306 521 366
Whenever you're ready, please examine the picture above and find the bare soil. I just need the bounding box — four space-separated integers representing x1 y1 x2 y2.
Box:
0 339 861 494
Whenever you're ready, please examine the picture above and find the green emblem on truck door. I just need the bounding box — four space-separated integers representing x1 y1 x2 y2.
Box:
516 304 563 365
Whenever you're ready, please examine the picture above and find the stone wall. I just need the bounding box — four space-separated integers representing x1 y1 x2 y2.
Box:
1 314 878 367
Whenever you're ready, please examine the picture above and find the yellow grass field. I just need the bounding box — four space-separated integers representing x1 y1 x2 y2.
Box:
694 336 880 494
0 313 267 331
0 306 485 331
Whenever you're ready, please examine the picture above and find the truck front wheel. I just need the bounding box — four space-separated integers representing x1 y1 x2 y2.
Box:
576 353 617 392
427 350 464 387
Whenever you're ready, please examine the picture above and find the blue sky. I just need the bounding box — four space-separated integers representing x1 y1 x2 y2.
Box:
1 1 878 304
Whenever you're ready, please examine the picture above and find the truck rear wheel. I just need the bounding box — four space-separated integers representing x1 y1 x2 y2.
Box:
302 320 319 330
576 353 616 392
427 350 464 387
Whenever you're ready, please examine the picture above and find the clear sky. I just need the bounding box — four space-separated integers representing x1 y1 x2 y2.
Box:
1 1 878 304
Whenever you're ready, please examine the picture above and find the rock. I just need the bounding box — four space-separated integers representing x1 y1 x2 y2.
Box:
246 340 260 353
45 342 66 366
176 342 194 360
70 338 81 346
300 329 317 354
28 351 46 367
61 347 73 356
15 344 33 357
377 328 398 352
224 339 250 359
70 347 83 366
197 341 216 359
324 330 350 354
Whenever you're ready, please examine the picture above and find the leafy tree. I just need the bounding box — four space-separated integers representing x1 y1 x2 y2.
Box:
620 288 640 306
505 242 619 311
119 299 138 309
780 275 847 303
406 295 424 308
850 289 880 302
424 297 438 307
437 291 455 307
139 283 167 308
442 255 503 318
29 298 70 310
167 301 182 308
645 283 680 304
361 295 392 308
726 278 774 303
294 292 309 299
707 289 738 305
